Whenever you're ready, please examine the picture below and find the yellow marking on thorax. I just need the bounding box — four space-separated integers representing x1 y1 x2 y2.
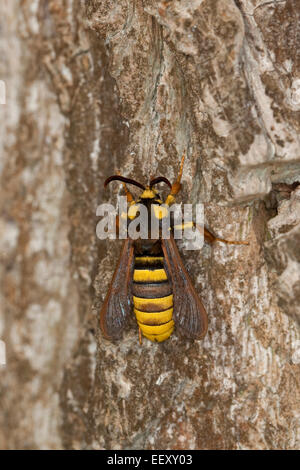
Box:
153 204 169 220
134 307 173 325
128 204 140 220
133 268 167 282
133 294 173 311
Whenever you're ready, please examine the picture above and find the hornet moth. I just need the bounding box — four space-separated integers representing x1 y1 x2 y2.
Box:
100 156 248 343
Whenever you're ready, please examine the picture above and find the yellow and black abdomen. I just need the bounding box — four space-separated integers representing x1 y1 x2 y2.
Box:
132 256 174 342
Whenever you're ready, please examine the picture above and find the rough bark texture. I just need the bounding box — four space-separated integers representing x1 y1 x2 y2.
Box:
0 0 299 450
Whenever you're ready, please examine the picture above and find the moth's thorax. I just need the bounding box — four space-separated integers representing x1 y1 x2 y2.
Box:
127 198 172 243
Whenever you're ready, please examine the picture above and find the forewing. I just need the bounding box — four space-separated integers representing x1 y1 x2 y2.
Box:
162 235 208 339
100 239 134 340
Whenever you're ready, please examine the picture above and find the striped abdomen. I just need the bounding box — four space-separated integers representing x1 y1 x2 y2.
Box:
132 256 174 342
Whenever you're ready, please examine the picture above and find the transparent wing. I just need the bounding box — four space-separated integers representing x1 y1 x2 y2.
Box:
100 239 134 340
162 235 208 339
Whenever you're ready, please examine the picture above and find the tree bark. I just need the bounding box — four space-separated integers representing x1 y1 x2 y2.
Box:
0 0 299 450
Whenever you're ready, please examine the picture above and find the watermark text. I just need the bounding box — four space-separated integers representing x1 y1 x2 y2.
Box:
96 197 204 250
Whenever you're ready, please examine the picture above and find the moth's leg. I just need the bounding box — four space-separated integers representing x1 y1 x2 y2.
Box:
203 225 249 245
117 173 134 204
119 179 137 236
165 154 185 206
172 221 194 231
172 221 249 245
115 214 121 237
106 214 121 236
139 326 142 345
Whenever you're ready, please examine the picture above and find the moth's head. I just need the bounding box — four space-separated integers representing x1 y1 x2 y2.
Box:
138 186 163 203
140 186 157 200
127 197 169 222
104 174 172 213
130 186 164 220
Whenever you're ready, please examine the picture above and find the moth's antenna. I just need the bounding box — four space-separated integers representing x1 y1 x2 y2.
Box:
149 177 172 189
104 175 145 190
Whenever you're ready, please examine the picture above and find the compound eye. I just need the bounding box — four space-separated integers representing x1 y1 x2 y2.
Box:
153 204 168 220
128 204 140 220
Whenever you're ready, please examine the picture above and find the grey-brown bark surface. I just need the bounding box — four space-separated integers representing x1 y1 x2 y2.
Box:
0 0 299 450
